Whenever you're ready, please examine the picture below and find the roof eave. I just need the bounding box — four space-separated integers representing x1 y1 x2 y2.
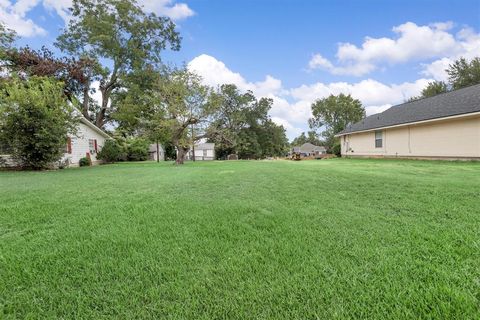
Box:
335 110 480 137
79 118 112 139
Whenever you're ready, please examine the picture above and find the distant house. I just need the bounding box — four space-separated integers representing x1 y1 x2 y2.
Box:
182 143 215 161
149 143 165 161
0 117 111 168
336 84 480 160
292 143 327 157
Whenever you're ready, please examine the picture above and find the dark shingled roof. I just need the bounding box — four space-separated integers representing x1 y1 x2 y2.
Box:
338 84 480 135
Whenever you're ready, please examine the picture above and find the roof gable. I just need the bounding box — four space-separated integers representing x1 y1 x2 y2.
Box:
339 84 480 135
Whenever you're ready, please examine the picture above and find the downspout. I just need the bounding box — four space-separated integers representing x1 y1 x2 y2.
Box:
408 126 411 154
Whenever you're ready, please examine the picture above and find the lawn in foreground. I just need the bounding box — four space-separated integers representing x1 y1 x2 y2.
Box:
0 159 479 319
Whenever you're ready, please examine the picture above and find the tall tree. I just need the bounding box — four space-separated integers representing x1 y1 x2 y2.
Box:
255 119 289 157
0 23 16 54
291 131 323 146
56 0 181 128
206 84 257 157
112 67 160 135
421 81 448 98
309 94 365 150
409 80 449 101
206 84 287 159
291 132 308 146
447 57 480 90
0 23 16 75
154 69 217 165
2 46 99 115
409 57 480 101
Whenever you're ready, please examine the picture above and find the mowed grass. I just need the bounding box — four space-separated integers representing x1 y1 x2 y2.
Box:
1 159 479 319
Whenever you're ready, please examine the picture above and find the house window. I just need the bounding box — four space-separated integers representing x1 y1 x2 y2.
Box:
66 137 72 154
375 130 383 148
89 139 97 154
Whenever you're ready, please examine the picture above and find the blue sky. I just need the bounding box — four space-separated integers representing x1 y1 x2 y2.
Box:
1 0 479 139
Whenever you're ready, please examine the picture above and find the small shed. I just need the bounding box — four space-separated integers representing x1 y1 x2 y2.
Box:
149 143 165 161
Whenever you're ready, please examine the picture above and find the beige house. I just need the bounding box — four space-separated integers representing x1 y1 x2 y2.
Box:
291 143 327 157
336 84 480 160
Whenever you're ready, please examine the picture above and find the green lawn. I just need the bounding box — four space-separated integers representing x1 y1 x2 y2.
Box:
1 159 479 319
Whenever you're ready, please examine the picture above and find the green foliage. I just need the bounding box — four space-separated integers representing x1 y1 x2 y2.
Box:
1 160 479 318
0 77 78 169
309 94 365 150
163 141 177 160
0 22 16 57
291 131 323 147
421 81 448 97
409 81 449 101
447 57 480 90
332 141 341 157
410 57 480 101
112 67 161 135
56 0 181 127
126 137 149 161
97 139 122 163
208 84 288 159
153 68 218 164
79 156 91 167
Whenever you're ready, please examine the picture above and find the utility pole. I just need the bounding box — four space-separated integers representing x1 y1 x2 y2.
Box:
156 140 160 163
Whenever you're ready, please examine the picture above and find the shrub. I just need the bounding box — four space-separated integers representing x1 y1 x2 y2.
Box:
97 140 123 163
126 138 149 161
79 157 91 167
332 142 341 157
0 77 78 170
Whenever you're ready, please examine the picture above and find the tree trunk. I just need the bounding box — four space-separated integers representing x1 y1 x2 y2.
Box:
176 146 186 165
82 81 90 119
156 141 160 163
191 124 195 162
96 89 109 128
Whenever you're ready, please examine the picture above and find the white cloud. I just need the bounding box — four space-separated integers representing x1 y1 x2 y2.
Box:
287 78 430 126
270 116 303 137
188 54 283 97
309 54 334 70
42 0 71 22
0 0 46 37
290 78 430 107
0 0 194 36
140 0 195 21
421 27 480 81
188 54 432 140
40 0 195 23
421 57 452 81
308 53 375 76
309 21 470 76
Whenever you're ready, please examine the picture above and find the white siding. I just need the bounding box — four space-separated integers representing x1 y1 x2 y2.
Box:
62 122 108 166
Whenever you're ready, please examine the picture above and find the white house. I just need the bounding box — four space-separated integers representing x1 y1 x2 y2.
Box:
62 117 111 166
149 143 165 161
1 117 111 168
181 143 215 161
